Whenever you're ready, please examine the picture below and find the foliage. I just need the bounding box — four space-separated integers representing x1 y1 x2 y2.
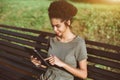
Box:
0 0 119 46
71 3 120 46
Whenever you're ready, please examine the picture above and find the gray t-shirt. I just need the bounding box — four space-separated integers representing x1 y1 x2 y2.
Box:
40 36 87 80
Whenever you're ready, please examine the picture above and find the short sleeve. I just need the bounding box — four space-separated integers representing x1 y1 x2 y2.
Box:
75 39 88 61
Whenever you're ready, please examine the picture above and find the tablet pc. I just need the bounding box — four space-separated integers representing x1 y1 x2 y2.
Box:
33 49 50 67
25 47 50 67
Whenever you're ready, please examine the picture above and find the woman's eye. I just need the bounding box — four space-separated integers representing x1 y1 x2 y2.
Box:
56 26 60 28
52 24 61 28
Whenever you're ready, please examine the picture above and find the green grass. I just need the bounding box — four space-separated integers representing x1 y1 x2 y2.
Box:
0 0 51 30
0 0 120 46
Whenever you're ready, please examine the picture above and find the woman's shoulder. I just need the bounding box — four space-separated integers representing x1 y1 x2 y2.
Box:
75 36 85 43
74 36 86 47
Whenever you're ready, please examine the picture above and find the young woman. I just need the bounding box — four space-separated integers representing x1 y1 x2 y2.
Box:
31 1 88 80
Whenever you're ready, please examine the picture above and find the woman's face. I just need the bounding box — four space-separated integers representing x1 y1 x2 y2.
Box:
50 18 68 37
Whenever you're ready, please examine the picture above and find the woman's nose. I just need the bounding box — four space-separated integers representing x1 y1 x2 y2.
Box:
53 26 57 32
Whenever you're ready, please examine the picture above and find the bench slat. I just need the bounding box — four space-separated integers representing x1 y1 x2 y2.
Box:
88 56 120 69
0 65 36 80
0 49 47 71
0 73 17 80
0 39 47 58
0 29 49 44
0 34 48 50
0 28 38 41
0 45 29 57
88 70 114 80
0 57 36 75
88 65 120 79
86 40 120 52
0 57 45 80
0 24 54 36
87 47 120 61
0 39 27 50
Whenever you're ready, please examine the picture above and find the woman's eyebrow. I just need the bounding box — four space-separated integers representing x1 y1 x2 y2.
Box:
52 24 60 27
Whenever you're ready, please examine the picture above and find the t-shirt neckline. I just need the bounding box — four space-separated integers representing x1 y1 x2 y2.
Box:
54 36 78 44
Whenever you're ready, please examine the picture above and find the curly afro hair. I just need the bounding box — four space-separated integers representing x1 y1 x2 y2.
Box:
48 0 78 20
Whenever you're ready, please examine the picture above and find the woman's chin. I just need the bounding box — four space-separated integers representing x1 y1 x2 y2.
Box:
56 33 62 37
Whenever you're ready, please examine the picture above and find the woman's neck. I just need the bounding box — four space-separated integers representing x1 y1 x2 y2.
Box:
56 29 76 43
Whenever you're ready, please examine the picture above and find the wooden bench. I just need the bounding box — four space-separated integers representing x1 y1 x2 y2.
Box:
0 24 120 80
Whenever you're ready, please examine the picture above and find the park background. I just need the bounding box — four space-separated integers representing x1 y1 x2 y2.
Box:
0 0 120 46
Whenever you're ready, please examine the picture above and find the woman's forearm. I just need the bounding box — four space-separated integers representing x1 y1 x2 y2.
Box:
62 60 87 79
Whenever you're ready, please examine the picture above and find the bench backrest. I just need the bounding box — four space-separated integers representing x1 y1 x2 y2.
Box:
0 24 120 80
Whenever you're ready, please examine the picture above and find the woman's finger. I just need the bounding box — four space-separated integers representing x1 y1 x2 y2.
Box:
35 57 37 60
41 65 47 68
49 56 55 65
44 57 51 61
30 55 34 59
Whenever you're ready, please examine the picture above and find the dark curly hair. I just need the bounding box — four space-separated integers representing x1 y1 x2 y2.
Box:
48 0 78 21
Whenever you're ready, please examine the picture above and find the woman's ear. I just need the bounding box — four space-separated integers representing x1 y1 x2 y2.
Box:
65 20 71 26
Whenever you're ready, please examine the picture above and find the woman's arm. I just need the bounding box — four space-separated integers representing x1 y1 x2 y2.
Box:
62 59 87 79
48 55 87 79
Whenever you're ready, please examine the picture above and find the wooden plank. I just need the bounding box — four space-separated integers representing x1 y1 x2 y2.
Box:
0 39 28 50
0 28 49 43
0 34 48 50
88 65 120 80
0 45 29 57
0 49 47 72
0 57 45 79
0 33 36 46
88 70 113 80
88 56 120 69
0 28 38 40
0 70 25 80
0 73 17 80
87 47 120 61
0 51 33 67
0 49 46 80
0 72 12 80
0 57 36 74
86 40 120 52
0 65 36 80
0 24 54 37
0 46 47 60
0 40 48 58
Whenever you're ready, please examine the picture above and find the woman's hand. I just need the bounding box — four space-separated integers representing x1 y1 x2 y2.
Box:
47 55 65 67
30 55 47 68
